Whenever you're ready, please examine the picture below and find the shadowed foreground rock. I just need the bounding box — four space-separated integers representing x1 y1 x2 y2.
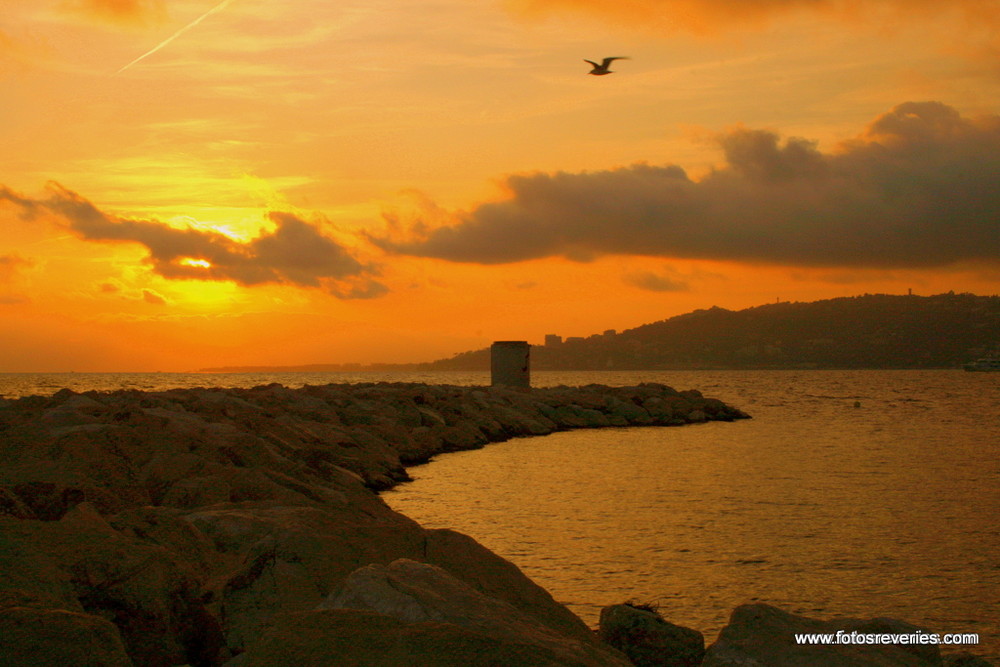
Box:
702 603 944 667
0 381 745 666
0 605 133 666
946 654 994 667
238 555 637 666
598 603 705 667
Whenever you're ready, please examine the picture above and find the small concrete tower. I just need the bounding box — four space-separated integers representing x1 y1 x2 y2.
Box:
491 341 530 389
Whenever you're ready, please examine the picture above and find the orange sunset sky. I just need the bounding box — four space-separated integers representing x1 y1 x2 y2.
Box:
2 0 999 371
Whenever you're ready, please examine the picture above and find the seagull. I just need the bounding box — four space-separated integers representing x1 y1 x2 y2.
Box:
584 57 629 75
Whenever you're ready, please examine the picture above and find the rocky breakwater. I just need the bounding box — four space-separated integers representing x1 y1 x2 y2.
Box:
0 381 747 666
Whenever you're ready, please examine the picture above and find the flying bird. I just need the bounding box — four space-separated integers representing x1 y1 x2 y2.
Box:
584 57 629 76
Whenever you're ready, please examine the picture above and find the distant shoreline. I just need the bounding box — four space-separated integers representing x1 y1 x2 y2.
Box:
193 364 971 373
0 366 976 376
191 292 995 375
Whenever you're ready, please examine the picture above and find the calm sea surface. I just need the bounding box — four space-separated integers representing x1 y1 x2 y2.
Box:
2 370 997 659
386 370 1000 661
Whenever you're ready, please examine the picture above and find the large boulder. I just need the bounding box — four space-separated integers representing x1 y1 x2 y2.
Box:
0 530 80 611
604 397 655 425
703 603 944 667
242 608 589 667
422 528 596 644
6 502 223 667
307 559 631 667
190 505 427 653
0 606 133 667
598 603 705 667
551 404 612 428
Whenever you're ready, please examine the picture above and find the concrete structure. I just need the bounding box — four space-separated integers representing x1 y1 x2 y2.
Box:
544 334 563 347
491 341 530 388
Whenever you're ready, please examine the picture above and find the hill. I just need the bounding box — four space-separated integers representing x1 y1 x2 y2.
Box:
427 292 1000 370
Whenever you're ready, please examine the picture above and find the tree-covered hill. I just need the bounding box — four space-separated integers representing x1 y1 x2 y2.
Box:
427 293 1000 370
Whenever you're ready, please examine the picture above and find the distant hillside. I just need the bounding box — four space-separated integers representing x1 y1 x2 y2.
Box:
426 293 1000 371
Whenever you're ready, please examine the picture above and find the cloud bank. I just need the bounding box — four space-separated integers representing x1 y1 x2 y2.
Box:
374 102 1000 270
0 183 386 299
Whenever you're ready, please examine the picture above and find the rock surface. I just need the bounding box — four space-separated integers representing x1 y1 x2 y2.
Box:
598 603 705 667
242 608 598 667
0 605 134 667
314 558 630 666
702 603 944 667
946 654 995 667
0 381 747 666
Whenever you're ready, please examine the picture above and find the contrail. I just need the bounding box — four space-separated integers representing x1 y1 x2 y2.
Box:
115 0 237 74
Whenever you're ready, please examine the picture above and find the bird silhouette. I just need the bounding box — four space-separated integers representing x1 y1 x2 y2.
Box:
584 56 629 75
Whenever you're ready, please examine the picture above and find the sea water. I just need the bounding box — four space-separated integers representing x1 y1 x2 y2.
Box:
384 370 1000 660
2 369 997 659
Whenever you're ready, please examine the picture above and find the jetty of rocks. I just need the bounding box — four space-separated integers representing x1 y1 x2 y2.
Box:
0 381 746 666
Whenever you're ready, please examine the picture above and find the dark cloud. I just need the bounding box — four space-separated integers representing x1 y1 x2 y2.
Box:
142 288 167 305
0 183 387 299
623 270 690 292
373 102 1000 270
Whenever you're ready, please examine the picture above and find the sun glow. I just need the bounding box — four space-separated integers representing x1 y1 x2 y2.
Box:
179 258 212 269
179 217 254 242
170 279 245 310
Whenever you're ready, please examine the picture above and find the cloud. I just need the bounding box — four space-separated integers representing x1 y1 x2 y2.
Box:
0 183 387 299
0 254 34 281
623 268 690 292
0 254 34 304
373 102 1000 270
142 288 167 305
